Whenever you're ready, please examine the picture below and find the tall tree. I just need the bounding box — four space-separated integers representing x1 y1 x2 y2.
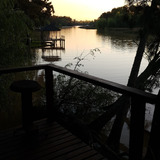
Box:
90 0 160 157
16 0 54 26
0 0 34 67
0 0 32 51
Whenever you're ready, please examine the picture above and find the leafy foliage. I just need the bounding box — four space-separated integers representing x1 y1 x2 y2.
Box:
0 0 35 67
16 0 54 27
138 35 160 91
51 16 74 27
53 50 119 124
96 5 145 29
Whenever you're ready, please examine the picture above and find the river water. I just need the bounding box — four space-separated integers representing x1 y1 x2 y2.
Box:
34 26 148 85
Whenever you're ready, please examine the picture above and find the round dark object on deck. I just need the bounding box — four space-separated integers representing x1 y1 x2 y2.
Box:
10 80 41 130
10 80 41 93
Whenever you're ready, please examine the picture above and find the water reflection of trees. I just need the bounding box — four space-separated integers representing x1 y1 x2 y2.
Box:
41 48 62 63
97 28 138 49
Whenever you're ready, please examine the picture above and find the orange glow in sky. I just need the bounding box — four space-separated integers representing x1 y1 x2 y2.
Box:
51 0 126 21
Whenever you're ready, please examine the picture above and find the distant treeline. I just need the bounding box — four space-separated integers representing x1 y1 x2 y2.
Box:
14 0 93 29
96 5 146 29
51 16 94 27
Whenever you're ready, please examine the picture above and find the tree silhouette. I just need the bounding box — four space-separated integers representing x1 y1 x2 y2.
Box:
16 0 54 26
90 0 160 158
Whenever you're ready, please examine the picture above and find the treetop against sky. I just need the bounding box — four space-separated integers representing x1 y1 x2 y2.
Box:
51 0 126 20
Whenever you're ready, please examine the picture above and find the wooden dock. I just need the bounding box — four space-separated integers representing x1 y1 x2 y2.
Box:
0 119 107 160
43 37 65 50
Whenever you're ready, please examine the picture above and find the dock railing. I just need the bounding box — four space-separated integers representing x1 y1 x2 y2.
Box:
0 64 159 160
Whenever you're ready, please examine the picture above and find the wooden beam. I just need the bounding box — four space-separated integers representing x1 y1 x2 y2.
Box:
45 67 54 121
0 64 157 103
129 96 145 160
145 91 160 159
47 64 157 104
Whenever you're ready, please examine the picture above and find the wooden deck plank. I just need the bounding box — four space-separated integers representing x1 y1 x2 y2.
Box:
0 119 107 160
38 142 87 160
69 150 99 160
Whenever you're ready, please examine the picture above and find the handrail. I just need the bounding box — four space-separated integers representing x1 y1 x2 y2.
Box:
0 64 157 104
47 64 157 104
0 64 159 160
0 65 47 74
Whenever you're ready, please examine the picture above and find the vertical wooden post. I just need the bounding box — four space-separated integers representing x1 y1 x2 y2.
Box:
41 31 44 46
145 91 160 160
21 91 33 128
129 96 145 160
60 39 62 48
63 40 64 49
45 66 54 121
64 40 65 48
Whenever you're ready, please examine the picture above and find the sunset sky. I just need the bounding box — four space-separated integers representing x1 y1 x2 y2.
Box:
51 0 126 21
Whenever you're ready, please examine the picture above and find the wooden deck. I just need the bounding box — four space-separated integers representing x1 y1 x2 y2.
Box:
0 119 107 160
1 65 159 160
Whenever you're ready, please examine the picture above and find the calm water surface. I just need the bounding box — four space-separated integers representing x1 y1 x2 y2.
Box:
35 26 148 85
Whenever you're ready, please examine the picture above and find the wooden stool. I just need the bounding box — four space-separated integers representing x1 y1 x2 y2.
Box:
10 80 41 129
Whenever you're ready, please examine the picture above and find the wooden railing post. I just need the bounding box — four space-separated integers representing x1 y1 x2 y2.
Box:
45 66 54 121
129 96 146 160
145 91 160 160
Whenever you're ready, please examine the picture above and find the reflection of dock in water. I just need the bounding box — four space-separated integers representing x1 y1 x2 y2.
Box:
42 55 61 62
41 48 63 62
40 24 65 62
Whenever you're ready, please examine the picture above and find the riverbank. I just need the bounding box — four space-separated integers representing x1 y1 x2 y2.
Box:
79 25 96 29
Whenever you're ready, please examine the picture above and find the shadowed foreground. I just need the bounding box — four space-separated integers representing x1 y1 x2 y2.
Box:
0 119 107 160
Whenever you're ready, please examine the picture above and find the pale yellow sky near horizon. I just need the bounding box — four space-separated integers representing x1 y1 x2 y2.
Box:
51 0 126 21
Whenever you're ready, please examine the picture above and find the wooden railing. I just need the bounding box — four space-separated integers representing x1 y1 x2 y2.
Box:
0 64 159 160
